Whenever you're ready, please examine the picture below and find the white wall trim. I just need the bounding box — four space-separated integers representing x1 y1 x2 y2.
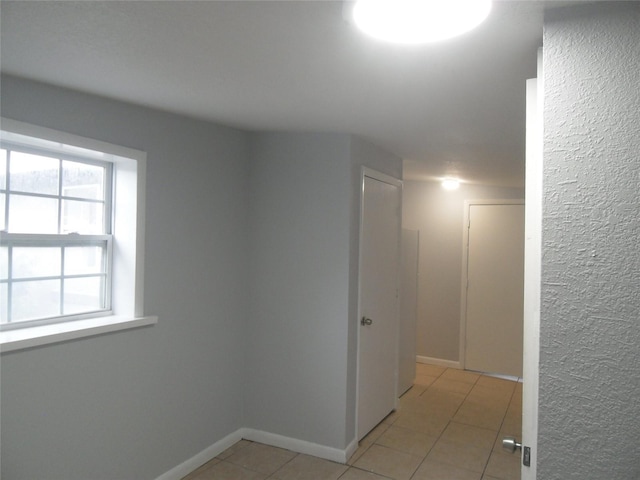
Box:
344 437 359 463
155 429 244 480
0 315 157 353
475 371 522 383
155 428 355 479
416 355 462 370
361 166 403 189
242 428 352 464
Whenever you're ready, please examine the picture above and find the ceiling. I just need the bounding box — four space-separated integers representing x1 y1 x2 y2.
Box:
1 1 566 187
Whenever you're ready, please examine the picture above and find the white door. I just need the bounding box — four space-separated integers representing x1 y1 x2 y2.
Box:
521 64 543 480
357 169 402 440
464 202 525 377
398 229 419 395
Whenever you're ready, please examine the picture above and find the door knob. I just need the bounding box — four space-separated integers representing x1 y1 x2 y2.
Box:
502 436 522 453
361 317 373 326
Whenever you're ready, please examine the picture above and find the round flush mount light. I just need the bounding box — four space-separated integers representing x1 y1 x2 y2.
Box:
352 0 492 44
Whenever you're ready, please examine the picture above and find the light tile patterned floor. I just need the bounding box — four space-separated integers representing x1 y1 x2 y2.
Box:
182 365 522 480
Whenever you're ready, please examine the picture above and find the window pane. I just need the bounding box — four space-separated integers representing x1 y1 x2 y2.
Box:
62 199 104 234
0 149 6 190
62 161 105 200
64 246 104 275
9 151 59 195
13 247 61 279
0 283 7 323
1 151 5 231
12 279 61 322
64 276 103 315
0 193 5 231
9 194 59 233
0 246 7 280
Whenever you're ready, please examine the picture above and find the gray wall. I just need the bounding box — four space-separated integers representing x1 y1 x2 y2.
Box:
245 132 353 448
244 133 402 450
540 3 640 479
402 181 523 362
0 76 403 478
0 76 250 479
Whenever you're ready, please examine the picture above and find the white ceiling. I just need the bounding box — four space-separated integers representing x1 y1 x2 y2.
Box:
1 0 564 187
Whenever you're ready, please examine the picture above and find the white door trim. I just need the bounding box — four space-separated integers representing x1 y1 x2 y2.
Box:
459 199 525 372
360 167 403 191
355 166 402 441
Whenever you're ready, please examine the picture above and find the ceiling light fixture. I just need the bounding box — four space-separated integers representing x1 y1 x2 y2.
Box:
352 0 492 44
441 178 461 190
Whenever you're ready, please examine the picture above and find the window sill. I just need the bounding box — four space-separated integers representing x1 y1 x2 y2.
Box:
0 315 158 353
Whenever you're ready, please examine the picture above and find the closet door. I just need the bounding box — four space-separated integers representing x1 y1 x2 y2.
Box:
464 202 524 377
357 169 402 440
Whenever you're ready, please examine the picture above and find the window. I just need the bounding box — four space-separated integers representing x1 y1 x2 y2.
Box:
1 146 112 326
0 119 155 352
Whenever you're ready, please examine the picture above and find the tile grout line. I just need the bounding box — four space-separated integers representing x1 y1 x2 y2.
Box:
366 366 446 480
478 373 519 480
337 464 395 480
348 366 446 477
410 370 519 480
186 367 521 480
407 368 482 479
264 449 301 480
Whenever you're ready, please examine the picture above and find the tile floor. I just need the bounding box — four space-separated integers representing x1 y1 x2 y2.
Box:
182 364 522 480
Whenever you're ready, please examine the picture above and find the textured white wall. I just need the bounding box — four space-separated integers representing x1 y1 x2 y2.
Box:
540 4 640 479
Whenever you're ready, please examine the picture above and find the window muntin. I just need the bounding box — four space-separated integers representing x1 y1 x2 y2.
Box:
2 147 110 234
0 142 113 328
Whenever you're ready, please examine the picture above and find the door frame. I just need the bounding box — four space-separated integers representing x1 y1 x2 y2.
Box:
459 199 525 374
355 166 403 440
398 228 419 395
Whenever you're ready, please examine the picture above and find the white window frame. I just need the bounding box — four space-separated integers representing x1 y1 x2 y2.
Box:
1 145 114 327
0 118 156 353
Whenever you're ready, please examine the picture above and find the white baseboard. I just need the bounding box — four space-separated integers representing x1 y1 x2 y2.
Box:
155 429 244 480
241 428 351 464
416 355 462 369
156 428 354 479
473 371 522 383
344 436 359 462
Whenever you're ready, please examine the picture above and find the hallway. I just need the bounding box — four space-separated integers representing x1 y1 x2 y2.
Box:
183 364 522 479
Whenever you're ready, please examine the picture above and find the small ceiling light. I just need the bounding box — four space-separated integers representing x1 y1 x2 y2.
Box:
352 0 492 44
442 178 461 190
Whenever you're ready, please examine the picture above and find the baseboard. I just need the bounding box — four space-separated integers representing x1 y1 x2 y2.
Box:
155 429 244 480
416 355 462 369
472 371 522 383
344 436 359 462
241 428 351 464
156 428 354 479
418 356 522 381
